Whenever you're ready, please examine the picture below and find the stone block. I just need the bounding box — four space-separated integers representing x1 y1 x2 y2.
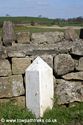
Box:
76 57 83 71
17 32 31 44
12 57 31 74
0 75 24 98
31 55 53 68
70 40 83 56
64 27 78 41
10 96 25 107
54 54 74 75
62 72 83 80
55 79 83 104
31 32 64 45
0 59 11 76
0 96 25 108
10 75 25 96
8 51 26 58
26 57 54 118
6 40 74 57
40 55 53 68
6 44 34 57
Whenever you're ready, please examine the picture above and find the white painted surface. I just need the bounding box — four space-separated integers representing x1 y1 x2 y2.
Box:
25 56 54 118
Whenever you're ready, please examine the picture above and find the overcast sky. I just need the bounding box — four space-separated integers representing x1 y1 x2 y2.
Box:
0 0 83 18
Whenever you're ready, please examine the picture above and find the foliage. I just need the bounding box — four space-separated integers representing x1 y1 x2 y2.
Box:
43 102 83 125
0 102 83 125
0 102 35 125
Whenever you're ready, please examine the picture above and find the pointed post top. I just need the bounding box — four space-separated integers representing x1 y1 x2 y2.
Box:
26 56 52 72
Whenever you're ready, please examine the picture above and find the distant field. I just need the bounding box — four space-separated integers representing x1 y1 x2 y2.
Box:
0 25 81 37
0 26 64 36
15 26 65 33
0 16 82 37
0 16 83 27
0 17 54 26
15 25 81 36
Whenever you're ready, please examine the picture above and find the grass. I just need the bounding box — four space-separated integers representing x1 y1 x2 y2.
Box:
0 25 80 38
0 23 81 36
15 26 65 33
15 26 80 37
0 25 65 36
0 102 83 125
43 102 83 125
0 102 36 125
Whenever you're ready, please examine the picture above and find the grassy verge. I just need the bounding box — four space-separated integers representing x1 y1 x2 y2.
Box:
0 102 83 125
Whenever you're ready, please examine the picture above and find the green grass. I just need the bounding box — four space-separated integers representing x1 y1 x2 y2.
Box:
0 25 65 36
43 102 83 125
0 25 80 37
0 102 36 125
15 26 80 36
15 26 64 33
0 102 83 125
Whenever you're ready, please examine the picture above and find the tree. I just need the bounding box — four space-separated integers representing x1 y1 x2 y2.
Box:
38 15 42 18
5 14 10 17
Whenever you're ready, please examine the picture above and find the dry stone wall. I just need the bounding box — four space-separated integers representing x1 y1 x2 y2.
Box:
0 25 83 107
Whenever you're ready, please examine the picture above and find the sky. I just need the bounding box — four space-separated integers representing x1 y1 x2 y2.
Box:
0 0 83 18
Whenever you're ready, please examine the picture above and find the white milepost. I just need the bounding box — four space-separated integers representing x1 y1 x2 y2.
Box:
25 56 54 118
